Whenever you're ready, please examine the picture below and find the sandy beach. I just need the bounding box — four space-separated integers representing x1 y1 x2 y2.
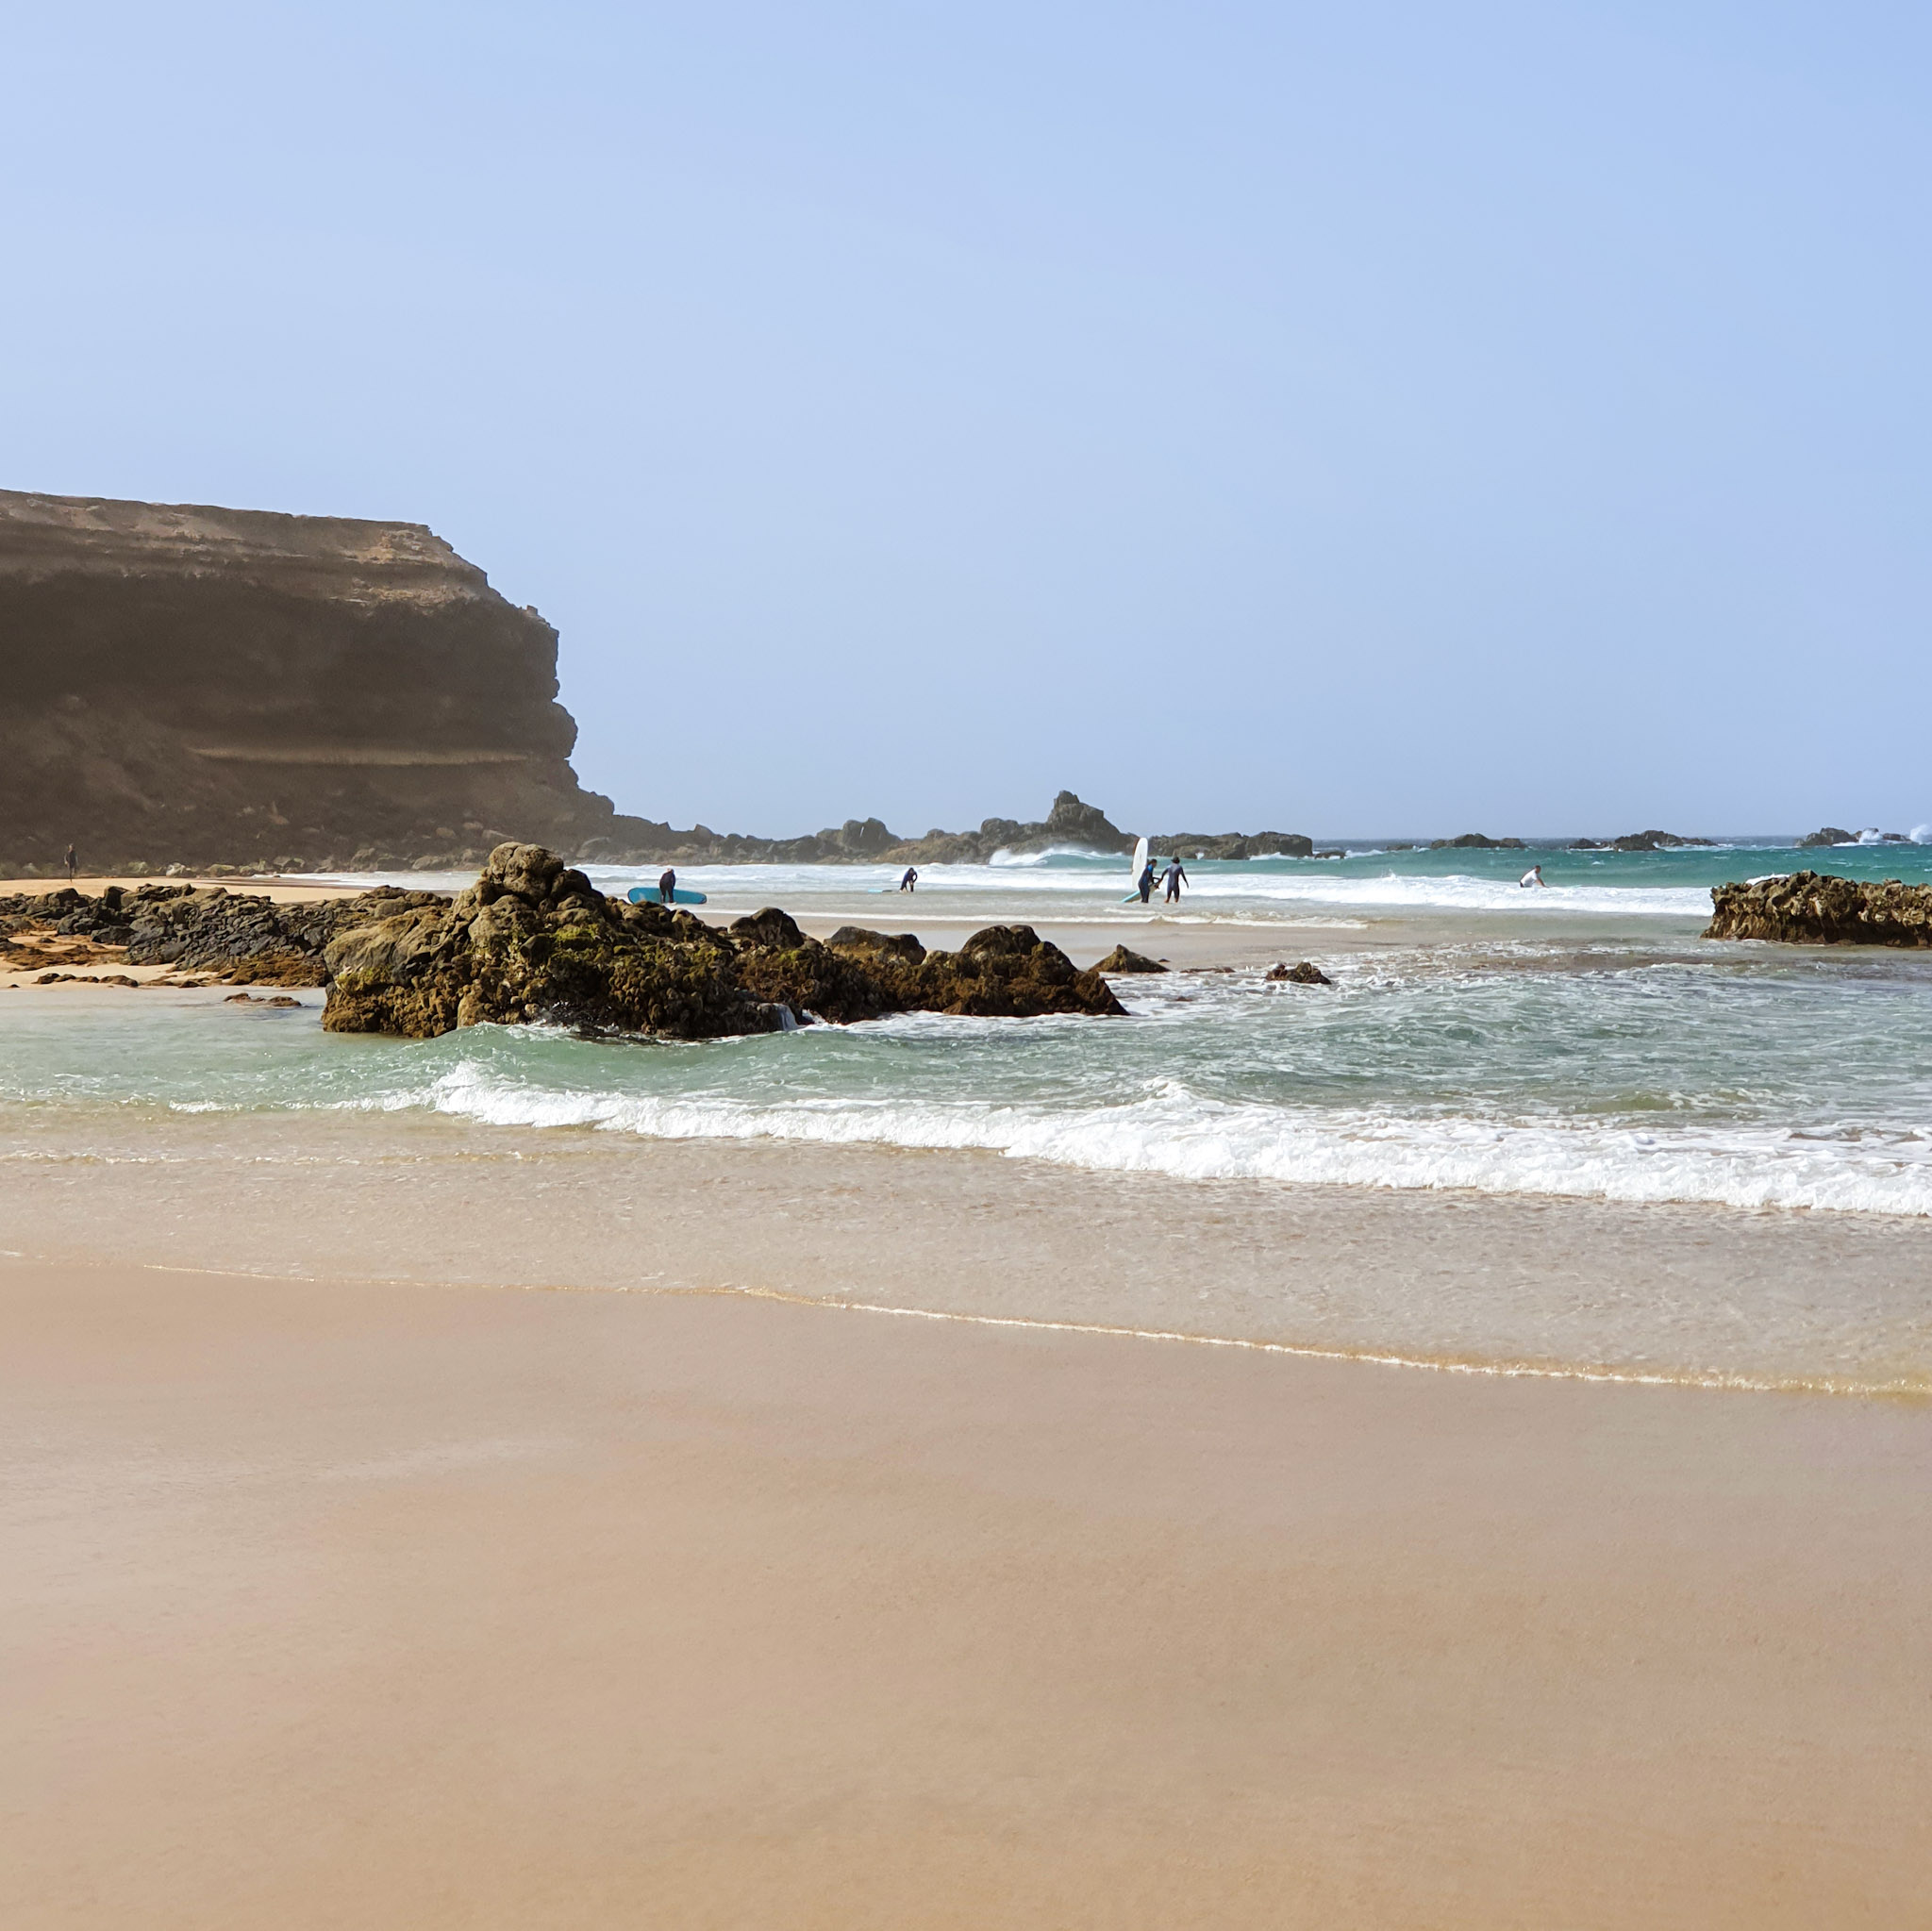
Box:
6 1123 1932 1928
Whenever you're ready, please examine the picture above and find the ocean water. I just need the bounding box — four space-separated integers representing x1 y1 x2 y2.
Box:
8 840 1932 1385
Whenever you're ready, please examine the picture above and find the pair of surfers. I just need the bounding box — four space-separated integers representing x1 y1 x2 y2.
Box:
1136 857 1187 905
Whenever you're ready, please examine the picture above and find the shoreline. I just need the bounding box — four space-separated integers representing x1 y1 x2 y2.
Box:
8 1114 1932 1393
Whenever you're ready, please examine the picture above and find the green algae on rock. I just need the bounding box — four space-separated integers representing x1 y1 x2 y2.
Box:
320 844 1125 1040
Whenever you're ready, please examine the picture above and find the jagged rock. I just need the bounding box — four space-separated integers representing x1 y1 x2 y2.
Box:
1155 831 1314 860
321 845 1124 1039
825 927 926 963
0 879 442 983
1704 873 1932 946
1266 960 1335 985
1093 945 1167 974
1796 827 1856 849
1608 830 1714 852
1430 833 1527 850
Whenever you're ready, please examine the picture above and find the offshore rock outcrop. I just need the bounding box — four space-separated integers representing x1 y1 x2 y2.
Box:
1571 829 1715 853
1704 873 1932 946
321 844 1124 1040
1431 832 1526 851
0 490 664 874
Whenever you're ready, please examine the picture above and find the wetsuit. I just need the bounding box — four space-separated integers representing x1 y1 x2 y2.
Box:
1162 860 1188 903
658 868 676 904
900 868 918 892
1137 863 1156 904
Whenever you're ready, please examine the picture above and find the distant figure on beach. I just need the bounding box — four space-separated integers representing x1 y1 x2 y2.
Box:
658 867 676 904
64 843 76 883
899 867 918 892
1520 864 1545 888
1137 859 1157 904
1162 857 1188 903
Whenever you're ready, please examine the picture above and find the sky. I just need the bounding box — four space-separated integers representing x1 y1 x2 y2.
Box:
3 2 1927 840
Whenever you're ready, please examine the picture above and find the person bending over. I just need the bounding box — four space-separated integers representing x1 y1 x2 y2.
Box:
900 867 918 892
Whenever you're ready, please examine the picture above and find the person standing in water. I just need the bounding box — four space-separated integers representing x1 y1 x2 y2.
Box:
64 843 77 884
1520 863 1546 888
658 866 677 904
899 866 918 892
1161 857 1189 904
1137 857 1157 904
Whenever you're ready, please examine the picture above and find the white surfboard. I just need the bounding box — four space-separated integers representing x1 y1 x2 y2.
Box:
1120 835 1152 902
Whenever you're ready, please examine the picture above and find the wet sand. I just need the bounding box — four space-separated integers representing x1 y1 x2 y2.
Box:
5 1138 1932 1927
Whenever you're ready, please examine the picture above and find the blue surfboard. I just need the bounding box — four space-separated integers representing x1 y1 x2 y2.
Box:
627 886 708 906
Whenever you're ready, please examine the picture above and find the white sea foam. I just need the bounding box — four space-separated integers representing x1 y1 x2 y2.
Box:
402 1064 1932 1218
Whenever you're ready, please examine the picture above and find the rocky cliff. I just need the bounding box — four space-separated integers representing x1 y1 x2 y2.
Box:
1704 873 1932 946
0 489 661 874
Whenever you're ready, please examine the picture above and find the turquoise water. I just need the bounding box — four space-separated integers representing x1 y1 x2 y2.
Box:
8 898 1932 1217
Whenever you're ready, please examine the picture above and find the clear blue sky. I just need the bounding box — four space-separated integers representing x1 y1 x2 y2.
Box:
4 3 1927 838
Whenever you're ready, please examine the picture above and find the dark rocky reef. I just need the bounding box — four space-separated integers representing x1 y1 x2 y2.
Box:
1430 832 1526 851
1794 826 1911 849
1570 829 1715 853
1149 831 1313 861
1 882 445 983
321 844 1125 1040
1704 873 1932 946
0 490 667 875
1266 959 1335 985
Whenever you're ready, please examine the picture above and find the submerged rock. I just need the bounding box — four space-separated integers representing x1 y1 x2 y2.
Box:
1704 873 1932 946
1796 826 1857 849
1093 945 1168 974
321 845 1125 1040
1266 959 1335 985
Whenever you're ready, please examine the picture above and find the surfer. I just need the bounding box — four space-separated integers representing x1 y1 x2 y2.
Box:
658 866 677 904
899 867 918 892
1161 857 1188 904
64 843 76 884
1137 858 1157 904
1520 864 1546 888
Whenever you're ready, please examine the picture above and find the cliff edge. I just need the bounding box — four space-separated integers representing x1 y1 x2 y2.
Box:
0 489 654 873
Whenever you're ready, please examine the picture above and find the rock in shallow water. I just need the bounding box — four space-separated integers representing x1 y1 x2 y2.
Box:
1704 872 1932 946
320 846 1126 1040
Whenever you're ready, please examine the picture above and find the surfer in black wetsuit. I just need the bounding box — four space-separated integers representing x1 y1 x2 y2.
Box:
1161 857 1188 903
658 867 676 904
1137 860 1157 904
65 843 77 884
899 867 918 892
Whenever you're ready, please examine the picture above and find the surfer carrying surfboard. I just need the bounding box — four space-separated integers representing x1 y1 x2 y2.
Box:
1137 858 1157 904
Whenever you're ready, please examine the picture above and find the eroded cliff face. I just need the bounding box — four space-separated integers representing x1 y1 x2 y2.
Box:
0 490 650 873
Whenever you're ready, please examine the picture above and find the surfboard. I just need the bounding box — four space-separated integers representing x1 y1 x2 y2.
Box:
1121 835 1152 903
626 886 708 906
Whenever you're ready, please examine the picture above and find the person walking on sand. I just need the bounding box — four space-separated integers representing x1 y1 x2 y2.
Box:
1137 857 1157 905
1162 857 1189 904
899 866 918 892
1520 863 1546 888
64 843 76 884
658 867 677 904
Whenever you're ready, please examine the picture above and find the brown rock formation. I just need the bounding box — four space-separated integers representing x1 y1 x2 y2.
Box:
1703 873 1932 946
1093 945 1168 974
320 844 1126 1040
0 489 662 874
